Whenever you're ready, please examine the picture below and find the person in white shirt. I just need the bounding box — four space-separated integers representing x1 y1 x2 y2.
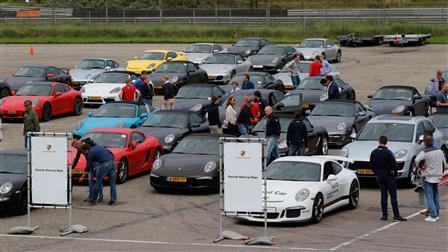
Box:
223 95 237 135
230 81 240 93
415 135 446 222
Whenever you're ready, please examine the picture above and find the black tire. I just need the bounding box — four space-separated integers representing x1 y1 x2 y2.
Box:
406 159 418 188
335 50 342 63
73 97 82 115
117 159 129 184
42 103 52 122
318 136 329 155
16 188 28 215
347 180 360 209
312 193 324 223
0 88 9 98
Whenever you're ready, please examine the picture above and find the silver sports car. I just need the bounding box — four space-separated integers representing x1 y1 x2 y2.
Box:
341 115 446 186
184 43 224 64
199 53 251 84
297 38 342 62
70 58 121 87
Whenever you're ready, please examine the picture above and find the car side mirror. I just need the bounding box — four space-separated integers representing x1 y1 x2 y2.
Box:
213 49 219 53
88 112 94 118
350 133 357 141
275 103 285 110
167 57 173 61
140 112 148 119
105 66 111 70
367 94 373 99
236 60 243 64
326 45 332 48
54 92 62 97
47 73 55 78
357 111 366 117
305 110 311 116
327 174 337 182
418 135 424 143
130 140 137 149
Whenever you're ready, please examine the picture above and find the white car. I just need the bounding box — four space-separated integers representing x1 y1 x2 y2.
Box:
80 71 139 105
297 38 342 62
236 156 359 224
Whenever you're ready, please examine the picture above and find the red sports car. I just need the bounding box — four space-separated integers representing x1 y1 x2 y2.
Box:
72 128 163 184
0 82 82 121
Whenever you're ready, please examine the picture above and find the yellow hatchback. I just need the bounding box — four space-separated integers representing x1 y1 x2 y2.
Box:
125 50 187 74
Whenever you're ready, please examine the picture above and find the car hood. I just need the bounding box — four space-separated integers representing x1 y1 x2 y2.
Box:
266 180 316 202
70 68 104 81
288 89 324 104
154 154 218 176
199 64 234 75
344 141 415 161
308 116 353 133
150 73 187 85
367 99 409 115
1 95 48 109
0 172 27 194
139 127 188 143
249 55 283 65
174 98 209 110
126 60 164 69
80 117 138 131
297 48 324 58
4 77 44 90
186 53 211 63
83 83 124 93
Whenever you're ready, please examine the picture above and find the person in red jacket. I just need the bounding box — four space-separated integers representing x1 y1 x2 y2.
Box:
119 79 140 102
309 55 323 77
240 95 260 126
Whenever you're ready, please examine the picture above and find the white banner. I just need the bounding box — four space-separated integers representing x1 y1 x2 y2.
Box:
223 142 263 212
31 136 68 206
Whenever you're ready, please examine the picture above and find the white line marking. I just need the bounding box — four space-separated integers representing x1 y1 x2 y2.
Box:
0 234 322 251
329 211 421 251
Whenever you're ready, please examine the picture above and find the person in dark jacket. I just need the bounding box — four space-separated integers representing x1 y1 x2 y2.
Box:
139 76 154 106
254 90 268 117
265 106 281 164
236 98 254 136
132 70 148 91
287 110 308 156
370 136 407 221
241 74 255 90
321 75 340 100
206 96 222 133
163 75 176 109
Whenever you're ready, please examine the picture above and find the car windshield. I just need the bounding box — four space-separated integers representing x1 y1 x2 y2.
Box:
299 40 325 48
185 44 212 53
372 88 413 101
230 75 265 88
277 94 301 107
94 72 129 83
77 59 105 69
254 117 291 133
297 78 324 90
257 46 285 55
14 67 46 78
154 62 187 73
204 54 235 65
0 153 27 174
311 103 354 117
235 39 259 47
176 86 212 99
267 161 321 182
172 137 219 155
280 62 310 73
356 123 414 142
143 112 189 128
430 115 448 128
138 52 165 60
16 84 52 96
81 132 127 148
94 104 136 118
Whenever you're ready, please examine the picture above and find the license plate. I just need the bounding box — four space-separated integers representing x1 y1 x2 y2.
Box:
358 169 374 175
88 96 102 101
167 176 187 182
253 65 263 68
72 169 84 175
7 110 16 114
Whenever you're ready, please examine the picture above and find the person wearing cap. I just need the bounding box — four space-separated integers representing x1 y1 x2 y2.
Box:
119 78 140 102
23 100 40 149
309 55 322 77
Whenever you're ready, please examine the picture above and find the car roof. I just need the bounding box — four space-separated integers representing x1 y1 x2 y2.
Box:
273 156 327 165
88 128 138 134
378 85 415 90
215 52 241 56
263 45 288 48
22 64 52 68
181 83 220 88
190 43 215 46
321 99 357 104
0 149 27 155
104 101 145 106
302 38 329 41
81 58 114 61
239 37 265 40
231 89 276 95
161 60 194 64
185 133 234 138
23 81 55 86
103 70 138 75
153 109 199 115
142 49 172 53
368 115 426 124
235 72 268 77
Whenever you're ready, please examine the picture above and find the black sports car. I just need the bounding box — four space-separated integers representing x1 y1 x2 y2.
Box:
0 82 12 98
3 64 71 93
272 93 304 114
337 32 384 47
150 61 208 94
287 76 356 111
139 110 210 153
0 150 28 215
174 84 226 114
227 38 273 57
252 114 329 156
150 133 230 191
248 45 301 73
366 85 431 116
307 100 375 146
225 72 285 92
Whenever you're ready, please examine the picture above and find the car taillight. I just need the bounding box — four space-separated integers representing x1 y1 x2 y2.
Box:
10 90 16 95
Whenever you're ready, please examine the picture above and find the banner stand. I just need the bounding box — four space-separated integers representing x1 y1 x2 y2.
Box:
214 137 270 244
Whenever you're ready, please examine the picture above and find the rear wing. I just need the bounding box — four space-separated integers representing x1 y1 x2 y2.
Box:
314 155 354 169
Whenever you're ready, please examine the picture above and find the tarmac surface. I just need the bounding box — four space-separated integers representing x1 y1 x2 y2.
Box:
0 43 447 251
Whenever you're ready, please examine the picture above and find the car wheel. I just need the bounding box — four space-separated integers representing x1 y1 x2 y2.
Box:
319 136 329 155
312 193 324 223
347 180 360 209
73 97 82 115
0 88 9 98
335 50 342 63
117 159 128 184
17 188 28 215
406 159 418 187
42 103 52 122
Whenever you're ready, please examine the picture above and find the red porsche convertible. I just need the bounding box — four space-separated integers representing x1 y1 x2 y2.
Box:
72 128 163 184
0 82 82 121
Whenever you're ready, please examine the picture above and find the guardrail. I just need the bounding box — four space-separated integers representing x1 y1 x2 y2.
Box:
0 5 72 16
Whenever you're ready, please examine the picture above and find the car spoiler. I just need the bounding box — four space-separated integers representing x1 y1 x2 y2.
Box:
314 155 354 168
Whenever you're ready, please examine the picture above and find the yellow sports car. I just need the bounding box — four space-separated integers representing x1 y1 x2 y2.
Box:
125 50 187 74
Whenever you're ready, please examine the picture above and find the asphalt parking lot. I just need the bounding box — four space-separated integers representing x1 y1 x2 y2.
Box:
0 44 447 251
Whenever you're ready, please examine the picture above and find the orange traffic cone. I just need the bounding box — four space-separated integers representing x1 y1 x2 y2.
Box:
29 46 34 56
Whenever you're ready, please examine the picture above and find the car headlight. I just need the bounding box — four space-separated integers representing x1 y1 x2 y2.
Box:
191 104 202 112
278 140 287 149
147 63 155 69
110 87 121 94
394 149 407 159
171 76 179 83
245 49 252 55
74 121 83 131
0 182 13 194
165 134 175 144
80 86 85 93
341 147 349 157
392 104 406 114
204 161 217 173
272 57 279 64
336 122 346 131
295 188 310 202
32 99 40 107
117 122 126 128
152 159 162 170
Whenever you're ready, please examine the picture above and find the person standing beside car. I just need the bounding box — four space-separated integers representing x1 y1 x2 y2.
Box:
119 78 140 102
370 136 407 221
223 96 238 135
139 76 154 107
309 55 322 77
254 90 268 118
132 70 147 91
206 96 222 134
320 53 333 76
241 74 255 90
163 75 176 110
230 80 240 93
285 54 301 88
265 106 281 164
436 82 448 113
287 110 308 156
23 100 40 149
236 98 254 136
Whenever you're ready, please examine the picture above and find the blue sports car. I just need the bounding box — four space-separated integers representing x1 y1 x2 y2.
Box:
73 101 155 138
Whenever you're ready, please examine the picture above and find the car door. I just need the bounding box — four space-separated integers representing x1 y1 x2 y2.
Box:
47 67 62 82
190 113 209 133
106 60 116 70
415 121 425 142
213 44 224 54
412 89 426 115
332 79 346 99
284 47 296 63
322 162 337 206
212 86 225 98
187 63 200 83
325 40 337 60
128 132 149 173
137 104 150 126
234 54 247 72
302 118 319 153
51 84 70 115
330 161 345 200
354 102 372 130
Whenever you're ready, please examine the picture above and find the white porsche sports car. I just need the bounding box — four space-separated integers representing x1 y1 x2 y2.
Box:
236 156 359 224
81 71 139 105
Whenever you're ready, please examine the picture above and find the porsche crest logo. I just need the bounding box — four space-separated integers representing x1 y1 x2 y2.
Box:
47 145 52 151
240 150 246 157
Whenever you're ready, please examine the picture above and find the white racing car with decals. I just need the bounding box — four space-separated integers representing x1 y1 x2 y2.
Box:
235 156 359 223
